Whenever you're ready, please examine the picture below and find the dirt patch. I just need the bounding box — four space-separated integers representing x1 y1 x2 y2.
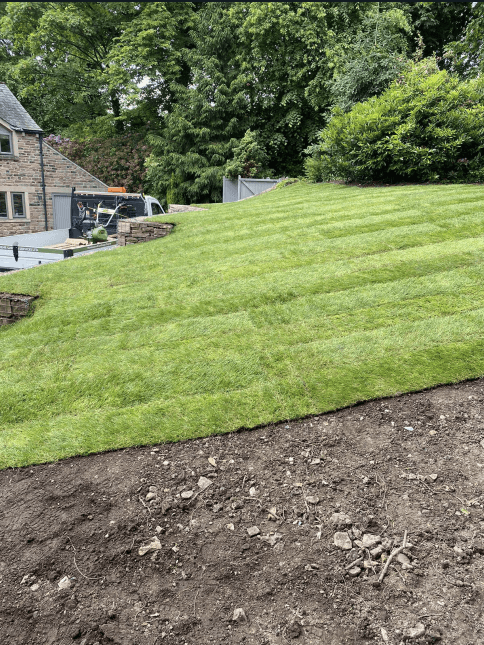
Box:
1 379 484 645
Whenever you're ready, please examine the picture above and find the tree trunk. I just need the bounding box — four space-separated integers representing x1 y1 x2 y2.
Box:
110 91 123 134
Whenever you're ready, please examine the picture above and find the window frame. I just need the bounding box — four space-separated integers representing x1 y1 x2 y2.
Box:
11 192 26 218
0 132 12 155
0 125 13 156
0 191 7 218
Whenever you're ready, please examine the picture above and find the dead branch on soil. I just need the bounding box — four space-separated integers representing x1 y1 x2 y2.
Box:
378 530 407 585
345 557 364 570
66 536 102 581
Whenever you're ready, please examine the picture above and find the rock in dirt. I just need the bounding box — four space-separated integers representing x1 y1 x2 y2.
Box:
330 512 351 528
57 576 71 590
138 537 162 556
198 476 212 491
305 496 319 505
370 545 383 558
180 490 193 499
260 533 283 546
334 531 353 550
247 526 260 537
145 491 157 501
348 566 361 577
233 608 247 622
286 622 302 639
30 583 39 591
397 553 412 566
361 534 381 549
404 623 425 640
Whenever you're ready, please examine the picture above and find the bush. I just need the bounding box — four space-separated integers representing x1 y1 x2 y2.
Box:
306 58 484 184
44 131 152 194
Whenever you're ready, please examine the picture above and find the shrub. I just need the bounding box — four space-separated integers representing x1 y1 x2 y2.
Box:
44 131 152 194
306 58 484 184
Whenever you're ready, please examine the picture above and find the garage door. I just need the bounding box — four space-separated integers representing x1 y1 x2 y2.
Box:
52 194 71 229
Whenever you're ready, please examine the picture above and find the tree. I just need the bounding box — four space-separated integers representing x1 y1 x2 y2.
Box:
224 129 270 179
0 2 195 134
443 3 484 78
145 2 252 204
329 7 411 112
146 2 371 203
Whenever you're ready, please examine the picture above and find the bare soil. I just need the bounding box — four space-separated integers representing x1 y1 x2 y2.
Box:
2 379 484 645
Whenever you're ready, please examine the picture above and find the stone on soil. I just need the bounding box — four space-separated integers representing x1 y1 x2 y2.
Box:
330 512 351 528
348 566 361 577
57 576 71 590
138 537 162 556
247 526 260 537
233 608 247 622
180 490 193 499
306 496 319 505
361 534 381 549
397 553 411 566
198 476 212 490
404 623 425 640
145 491 157 501
334 531 353 550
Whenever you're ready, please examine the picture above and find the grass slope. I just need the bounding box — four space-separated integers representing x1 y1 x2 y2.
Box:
2 181 484 468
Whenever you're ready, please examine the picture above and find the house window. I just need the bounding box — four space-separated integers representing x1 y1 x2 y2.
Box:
11 192 25 218
0 126 12 154
0 192 7 218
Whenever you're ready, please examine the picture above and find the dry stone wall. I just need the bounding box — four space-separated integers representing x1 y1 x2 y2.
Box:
117 220 174 246
0 292 37 326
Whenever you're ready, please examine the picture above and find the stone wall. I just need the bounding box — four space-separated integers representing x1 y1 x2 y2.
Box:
0 134 107 236
117 220 174 246
0 292 37 326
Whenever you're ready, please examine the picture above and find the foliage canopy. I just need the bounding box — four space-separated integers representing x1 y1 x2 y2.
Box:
306 59 484 184
0 1 477 201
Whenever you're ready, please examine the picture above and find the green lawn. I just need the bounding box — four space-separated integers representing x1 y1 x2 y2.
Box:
2 181 484 468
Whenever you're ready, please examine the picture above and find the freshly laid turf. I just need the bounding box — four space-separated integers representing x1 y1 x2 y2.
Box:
2 181 484 467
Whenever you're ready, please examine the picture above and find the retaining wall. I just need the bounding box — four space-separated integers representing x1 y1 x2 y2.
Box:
0 292 37 326
117 221 174 246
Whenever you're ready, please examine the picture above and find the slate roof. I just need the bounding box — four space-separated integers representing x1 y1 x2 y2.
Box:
0 83 42 132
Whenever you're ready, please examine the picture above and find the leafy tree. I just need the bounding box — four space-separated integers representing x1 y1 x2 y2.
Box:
0 2 195 134
330 7 411 112
306 58 484 184
224 129 270 179
405 1 473 68
145 2 251 204
146 1 372 203
444 2 484 78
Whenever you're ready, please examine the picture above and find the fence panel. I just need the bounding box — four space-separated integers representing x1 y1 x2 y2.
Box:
223 176 280 203
222 177 238 203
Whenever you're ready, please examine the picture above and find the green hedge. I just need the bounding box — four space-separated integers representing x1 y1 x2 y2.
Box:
306 59 484 184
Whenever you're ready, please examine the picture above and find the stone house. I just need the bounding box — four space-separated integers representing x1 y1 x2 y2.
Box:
0 84 107 236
